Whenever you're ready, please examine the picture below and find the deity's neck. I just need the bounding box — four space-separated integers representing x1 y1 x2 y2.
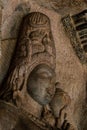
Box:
20 94 43 119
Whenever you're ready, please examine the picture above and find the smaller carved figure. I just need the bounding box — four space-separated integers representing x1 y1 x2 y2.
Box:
42 83 75 130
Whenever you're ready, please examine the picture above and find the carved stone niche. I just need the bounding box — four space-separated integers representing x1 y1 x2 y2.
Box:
0 12 57 130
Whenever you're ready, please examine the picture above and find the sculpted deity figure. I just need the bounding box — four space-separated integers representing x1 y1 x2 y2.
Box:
0 12 56 130
0 11 75 130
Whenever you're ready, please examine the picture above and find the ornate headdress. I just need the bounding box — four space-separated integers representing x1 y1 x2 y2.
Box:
0 12 56 101
14 12 56 70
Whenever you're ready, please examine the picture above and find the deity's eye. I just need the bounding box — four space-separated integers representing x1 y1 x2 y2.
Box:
36 68 53 79
37 72 51 79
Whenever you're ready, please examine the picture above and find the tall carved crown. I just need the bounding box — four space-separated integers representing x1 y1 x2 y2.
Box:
0 12 56 101
14 12 56 72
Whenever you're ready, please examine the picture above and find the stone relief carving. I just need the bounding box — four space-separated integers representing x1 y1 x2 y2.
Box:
0 11 76 130
42 86 74 130
34 0 86 14
62 9 87 64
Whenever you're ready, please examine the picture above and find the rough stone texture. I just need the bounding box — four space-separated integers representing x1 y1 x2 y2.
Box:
0 0 3 83
0 0 87 130
0 39 16 84
34 0 87 15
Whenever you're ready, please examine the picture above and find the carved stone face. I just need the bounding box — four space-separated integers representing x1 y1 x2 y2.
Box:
27 64 56 105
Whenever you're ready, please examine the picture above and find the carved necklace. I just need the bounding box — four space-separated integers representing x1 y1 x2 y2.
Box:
0 101 52 130
19 107 53 130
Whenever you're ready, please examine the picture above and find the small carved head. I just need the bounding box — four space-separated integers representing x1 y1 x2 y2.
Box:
50 86 71 117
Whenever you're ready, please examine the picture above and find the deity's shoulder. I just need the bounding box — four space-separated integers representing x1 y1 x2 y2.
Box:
0 100 49 130
0 100 20 130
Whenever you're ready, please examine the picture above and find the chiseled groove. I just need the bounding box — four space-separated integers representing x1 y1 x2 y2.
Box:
76 23 87 31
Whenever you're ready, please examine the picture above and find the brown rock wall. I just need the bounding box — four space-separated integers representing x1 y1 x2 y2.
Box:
0 0 87 129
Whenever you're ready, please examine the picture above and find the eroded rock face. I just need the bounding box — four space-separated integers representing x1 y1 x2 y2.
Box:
0 0 87 130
